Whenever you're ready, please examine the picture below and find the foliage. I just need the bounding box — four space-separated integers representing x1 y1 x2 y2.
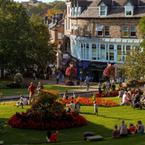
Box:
123 49 145 81
8 90 87 130
25 1 66 17
31 91 64 115
29 14 56 73
0 0 56 77
14 73 24 85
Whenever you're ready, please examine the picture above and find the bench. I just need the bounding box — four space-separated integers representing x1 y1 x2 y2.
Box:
86 135 104 141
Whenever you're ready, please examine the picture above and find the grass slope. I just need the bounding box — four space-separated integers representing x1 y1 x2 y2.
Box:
0 101 145 145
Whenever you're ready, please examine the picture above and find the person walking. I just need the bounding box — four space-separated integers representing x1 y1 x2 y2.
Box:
28 82 35 104
85 75 90 91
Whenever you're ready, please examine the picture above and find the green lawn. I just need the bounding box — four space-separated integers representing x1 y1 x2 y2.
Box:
0 84 86 97
43 84 86 92
0 88 28 96
0 100 145 145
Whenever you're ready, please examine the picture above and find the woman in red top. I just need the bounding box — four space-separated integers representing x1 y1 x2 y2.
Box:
28 82 35 104
128 123 137 134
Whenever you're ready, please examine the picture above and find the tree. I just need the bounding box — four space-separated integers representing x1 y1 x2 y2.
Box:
123 16 145 81
0 0 56 78
123 50 145 81
0 0 31 77
29 14 56 74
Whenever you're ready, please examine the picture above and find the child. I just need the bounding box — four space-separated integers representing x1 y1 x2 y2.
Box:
137 120 144 134
93 101 98 115
112 125 120 138
16 95 24 108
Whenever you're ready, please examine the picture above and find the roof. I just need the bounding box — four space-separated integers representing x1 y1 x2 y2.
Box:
70 0 145 18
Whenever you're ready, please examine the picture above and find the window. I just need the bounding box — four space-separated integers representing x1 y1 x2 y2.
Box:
104 26 110 36
58 33 63 39
122 26 129 37
100 6 106 15
100 44 106 60
130 26 136 37
124 2 134 16
92 44 96 60
126 45 131 55
81 43 89 60
96 25 104 36
117 45 122 61
109 45 114 61
99 4 107 16
125 6 134 16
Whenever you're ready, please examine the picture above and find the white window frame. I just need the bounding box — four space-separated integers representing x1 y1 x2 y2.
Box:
124 2 134 16
99 3 107 17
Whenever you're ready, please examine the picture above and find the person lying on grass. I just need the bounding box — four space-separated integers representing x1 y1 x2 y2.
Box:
46 130 59 143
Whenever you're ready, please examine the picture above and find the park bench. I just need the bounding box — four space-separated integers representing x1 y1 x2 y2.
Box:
86 135 104 141
83 131 104 141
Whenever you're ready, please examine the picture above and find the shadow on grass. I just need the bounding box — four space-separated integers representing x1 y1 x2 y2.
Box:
81 112 131 121
0 117 113 145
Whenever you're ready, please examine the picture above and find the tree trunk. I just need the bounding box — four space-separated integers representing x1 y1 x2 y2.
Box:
0 67 4 79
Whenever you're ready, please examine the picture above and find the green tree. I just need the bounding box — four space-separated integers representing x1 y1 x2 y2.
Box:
0 0 56 78
123 50 145 80
29 14 56 74
0 0 31 77
123 16 145 81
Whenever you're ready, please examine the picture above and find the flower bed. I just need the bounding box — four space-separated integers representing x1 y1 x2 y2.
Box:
8 111 87 130
96 90 119 98
8 91 87 130
62 97 119 107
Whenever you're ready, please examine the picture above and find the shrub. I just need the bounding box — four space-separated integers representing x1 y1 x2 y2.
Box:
9 90 87 130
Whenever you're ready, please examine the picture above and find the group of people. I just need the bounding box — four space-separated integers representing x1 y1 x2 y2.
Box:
119 88 145 109
112 120 144 138
16 81 43 108
62 92 80 114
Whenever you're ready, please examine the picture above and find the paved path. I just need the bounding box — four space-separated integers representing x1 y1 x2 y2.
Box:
0 87 99 102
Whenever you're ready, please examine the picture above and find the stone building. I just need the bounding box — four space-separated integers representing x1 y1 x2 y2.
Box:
64 0 145 81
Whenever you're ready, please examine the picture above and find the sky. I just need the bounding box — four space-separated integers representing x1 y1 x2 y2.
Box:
13 0 61 3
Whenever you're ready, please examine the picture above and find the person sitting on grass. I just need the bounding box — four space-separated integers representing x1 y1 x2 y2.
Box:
46 130 59 143
16 95 24 108
119 120 128 137
137 120 144 134
121 92 130 106
128 123 137 134
112 125 120 138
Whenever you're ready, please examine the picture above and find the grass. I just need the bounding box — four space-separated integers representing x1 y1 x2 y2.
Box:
0 84 87 97
0 98 145 145
0 88 28 97
43 84 86 92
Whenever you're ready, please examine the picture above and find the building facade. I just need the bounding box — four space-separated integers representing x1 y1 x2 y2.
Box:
64 0 145 80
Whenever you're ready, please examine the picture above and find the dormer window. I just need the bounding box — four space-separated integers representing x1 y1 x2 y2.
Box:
99 3 107 16
124 2 134 16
